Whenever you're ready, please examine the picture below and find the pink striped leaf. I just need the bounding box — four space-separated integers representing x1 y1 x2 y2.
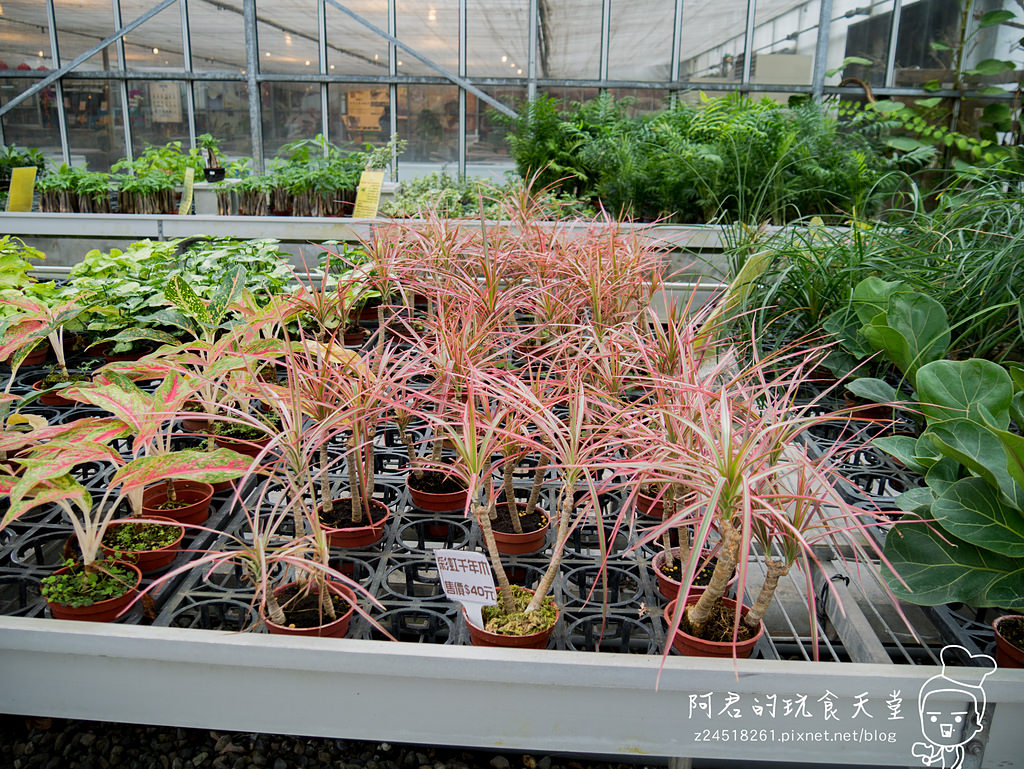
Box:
32 417 132 445
6 474 91 526
111 448 254 491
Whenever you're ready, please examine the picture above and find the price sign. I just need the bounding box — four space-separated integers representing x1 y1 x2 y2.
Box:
6 167 37 212
433 548 497 627
352 169 384 218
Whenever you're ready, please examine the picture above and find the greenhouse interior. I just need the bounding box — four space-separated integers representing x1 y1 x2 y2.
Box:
1 1 1024 768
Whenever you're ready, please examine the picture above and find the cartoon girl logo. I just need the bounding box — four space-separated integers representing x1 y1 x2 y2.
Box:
912 645 997 769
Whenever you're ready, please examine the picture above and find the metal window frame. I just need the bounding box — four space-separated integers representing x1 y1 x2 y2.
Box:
0 0 1008 177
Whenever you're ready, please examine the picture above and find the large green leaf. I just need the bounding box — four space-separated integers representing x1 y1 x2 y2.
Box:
979 9 1016 26
989 426 1024 497
932 476 1024 556
916 359 1012 424
874 435 927 474
862 292 949 384
852 277 905 325
111 448 254 491
883 514 1024 609
896 486 934 513
846 377 899 405
924 456 962 496
928 420 1024 509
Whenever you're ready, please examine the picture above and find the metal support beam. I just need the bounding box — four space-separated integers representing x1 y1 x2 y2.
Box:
242 0 264 172
180 0 197 148
458 0 467 179
318 0 330 144
884 0 903 89
810 0 834 101
599 0 612 83
528 0 539 101
44 0 71 165
324 0 515 118
388 0 398 182
0 0 178 119
112 0 133 164
741 0 757 90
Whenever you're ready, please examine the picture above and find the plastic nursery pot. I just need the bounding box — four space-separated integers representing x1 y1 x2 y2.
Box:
92 342 155 363
406 473 469 512
635 488 664 519
491 503 549 556
203 167 226 183
141 480 215 526
264 581 357 639
462 589 559 650
992 615 1024 668
343 327 366 347
5 346 47 367
212 431 271 459
320 498 391 548
45 561 143 623
101 517 185 573
31 378 78 407
663 595 763 658
651 547 718 602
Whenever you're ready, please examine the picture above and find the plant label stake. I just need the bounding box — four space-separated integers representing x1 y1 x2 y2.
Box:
352 170 384 218
433 548 497 628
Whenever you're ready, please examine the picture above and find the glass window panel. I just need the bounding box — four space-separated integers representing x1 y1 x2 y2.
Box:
325 2 389 76
328 84 389 149
0 78 62 164
261 81 321 159
539 86 602 112
189 1 247 72
128 79 189 155
892 0 962 88
0 2 53 71
678 0 749 84
828 0 895 89
257 0 320 74
195 81 253 159
542 0 602 79
64 79 126 170
396 0 459 77
467 85 526 180
608 1 673 81
54 0 119 72
467 3 528 78
396 84 458 176
119 0 186 71
604 87 670 116
751 0 815 86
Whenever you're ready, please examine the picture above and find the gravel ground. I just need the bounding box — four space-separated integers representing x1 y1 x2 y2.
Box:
0 717 662 769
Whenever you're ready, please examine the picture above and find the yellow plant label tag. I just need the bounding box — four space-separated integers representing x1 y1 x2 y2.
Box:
6 167 37 212
178 167 195 215
352 169 385 218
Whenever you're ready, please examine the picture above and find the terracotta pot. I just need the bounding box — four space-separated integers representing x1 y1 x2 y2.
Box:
651 548 718 601
141 480 214 526
491 503 549 555
636 489 664 519
462 591 559 650
407 474 469 512
45 562 142 622
31 378 77 407
101 517 185 572
993 614 1024 668
5 346 47 367
664 595 763 658
213 432 271 458
343 328 366 347
320 498 390 548
265 581 356 638
93 342 155 363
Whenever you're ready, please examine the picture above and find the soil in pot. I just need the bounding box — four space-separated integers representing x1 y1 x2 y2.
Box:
665 595 763 658
464 584 558 649
141 480 214 526
32 371 90 406
993 615 1024 668
652 548 717 601
407 470 469 512
265 581 355 638
319 498 390 548
101 518 185 572
42 560 142 622
490 503 549 555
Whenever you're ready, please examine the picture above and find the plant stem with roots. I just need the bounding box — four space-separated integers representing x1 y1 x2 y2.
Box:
164 477 177 505
744 557 788 629
685 523 740 637
526 486 571 613
502 454 523 534
320 441 333 515
475 502 515 614
316 573 337 622
396 415 423 480
661 486 676 569
524 453 546 518
265 588 287 626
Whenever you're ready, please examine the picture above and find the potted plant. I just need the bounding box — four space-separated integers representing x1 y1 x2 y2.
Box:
198 133 225 183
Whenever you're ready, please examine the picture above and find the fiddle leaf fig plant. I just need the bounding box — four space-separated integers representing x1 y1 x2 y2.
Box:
879 358 1024 610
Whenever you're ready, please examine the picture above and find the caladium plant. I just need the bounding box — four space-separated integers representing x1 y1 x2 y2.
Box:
0 289 95 381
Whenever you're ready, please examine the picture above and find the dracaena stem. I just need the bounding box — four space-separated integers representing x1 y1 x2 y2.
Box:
475 501 514 614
